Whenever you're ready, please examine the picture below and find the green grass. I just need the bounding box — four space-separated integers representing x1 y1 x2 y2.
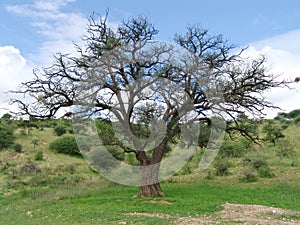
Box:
0 121 300 224
0 180 299 225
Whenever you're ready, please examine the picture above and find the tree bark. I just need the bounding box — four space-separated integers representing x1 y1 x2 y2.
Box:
136 141 166 198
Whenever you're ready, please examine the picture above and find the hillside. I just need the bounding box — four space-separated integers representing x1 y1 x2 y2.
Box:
0 116 299 224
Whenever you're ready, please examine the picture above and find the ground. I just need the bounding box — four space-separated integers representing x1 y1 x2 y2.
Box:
126 203 300 225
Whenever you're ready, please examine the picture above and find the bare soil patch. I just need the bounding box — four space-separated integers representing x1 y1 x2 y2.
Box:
142 200 174 205
126 203 300 224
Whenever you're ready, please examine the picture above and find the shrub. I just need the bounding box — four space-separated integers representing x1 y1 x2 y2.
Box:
240 168 258 182
13 143 22 153
214 161 230 176
220 142 246 158
106 146 125 161
65 164 77 174
179 164 192 175
126 152 140 166
294 115 300 124
87 148 120 171
0 124 15 150
258 166 274 178
31 139 39 149
19 161 41 175
251 158 267 169
34 151 44 161
49 136 81 156
53 125 67 136
276 140 295 157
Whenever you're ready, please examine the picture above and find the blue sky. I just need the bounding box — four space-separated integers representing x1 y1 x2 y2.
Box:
1 0 300 117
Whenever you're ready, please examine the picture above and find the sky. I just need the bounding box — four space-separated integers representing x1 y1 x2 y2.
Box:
0 0 300 118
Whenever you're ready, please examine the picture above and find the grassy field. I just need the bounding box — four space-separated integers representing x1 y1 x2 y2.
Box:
0 120 300 224
0 179 299 224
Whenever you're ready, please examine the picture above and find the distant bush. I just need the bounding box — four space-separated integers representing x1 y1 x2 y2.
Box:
240 168 258 182
13 143 22 153
31 139 39 149
106 146 125 161
294 115 300 124
214 161 230 176
0 123 15 150
34 151 44 161
258 166 274 178
53 125 67 136
251 158 267 169
276 140 295 157
49 136 81 156
220 142 246 158
19 161 41 175
87 149 120 171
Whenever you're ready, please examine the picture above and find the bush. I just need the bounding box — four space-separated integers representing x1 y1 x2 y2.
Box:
240 168 258 182
220 142 246 158
87 148 120 171
258 166 274 178
19 161 41 175
214 161 230 176
0 124 15 150
49 136 81 156
34 151 44 161
251 158 267 169
13 143 22 153
53 125 67 136
276 140 295 157
106 146 125 161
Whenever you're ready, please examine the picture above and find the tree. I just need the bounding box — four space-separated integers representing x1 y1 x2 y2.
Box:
11 14 290 197
262 120 285 145
0 121 15 150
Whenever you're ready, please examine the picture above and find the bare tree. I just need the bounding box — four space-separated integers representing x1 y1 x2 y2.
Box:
11 14 289 197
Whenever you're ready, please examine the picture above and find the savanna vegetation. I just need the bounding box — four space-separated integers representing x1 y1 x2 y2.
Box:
0 110 299 224
2 14 299 224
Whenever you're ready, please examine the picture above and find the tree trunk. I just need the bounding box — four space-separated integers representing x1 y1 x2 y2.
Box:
135 141 166 198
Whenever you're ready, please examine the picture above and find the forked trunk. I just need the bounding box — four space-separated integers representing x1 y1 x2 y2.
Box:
137 162 165 197
135 141 166 198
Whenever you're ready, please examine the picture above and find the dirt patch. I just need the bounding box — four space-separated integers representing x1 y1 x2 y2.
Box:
125 212 172 219
142 200 174 205
126 203 300 225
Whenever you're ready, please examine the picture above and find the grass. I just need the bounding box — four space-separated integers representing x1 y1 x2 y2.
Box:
0 121 300 224
0 178 299 225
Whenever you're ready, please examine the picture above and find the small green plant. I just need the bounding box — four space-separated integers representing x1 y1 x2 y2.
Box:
205 170 214 180
105 146 125 161
53 125 67 136
181 164 192 175
214 161 230 176
13 143 22 153
34 151 44 161
251 158 267 169
65 164 77 174
220 142 246 158
31 139 39 149
276 140 295 157
19 161 41 175
240 168 258 182
258 166 274 178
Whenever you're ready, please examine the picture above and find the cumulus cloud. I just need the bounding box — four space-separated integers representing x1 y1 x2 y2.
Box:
6 0 87 65
0 46 32 115
244 32 300 118
1 0 120 116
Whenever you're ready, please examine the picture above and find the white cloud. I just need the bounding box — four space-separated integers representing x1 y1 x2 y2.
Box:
244 32 300 118
6 0 88 65
1 0 121 117
0 46 32 116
